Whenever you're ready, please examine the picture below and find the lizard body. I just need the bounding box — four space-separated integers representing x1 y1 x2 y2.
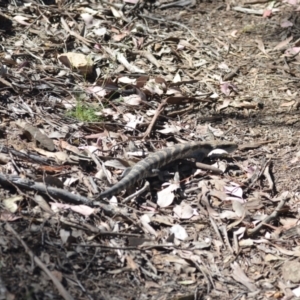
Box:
97 141 237 199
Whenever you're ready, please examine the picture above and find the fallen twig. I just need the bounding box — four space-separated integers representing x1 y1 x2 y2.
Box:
247 196 288 235
244 158 271 193
143 98 168 139
0 173 130 216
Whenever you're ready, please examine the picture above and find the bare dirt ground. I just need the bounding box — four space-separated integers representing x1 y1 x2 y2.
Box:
1 0 300 299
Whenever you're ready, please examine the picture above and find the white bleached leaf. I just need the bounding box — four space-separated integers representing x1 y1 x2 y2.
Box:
109 196 118 206
64 176 79 186
140 214 151 223
126 150 148 157
146 109 156 116
170 224 188 241
293 286 300 297
93 27 108 36
86 86 107 97
123 94 142 106
166 87 182 95
81 13 95 28
157 183 180 207
3 196 23 213
50 203 96 216
157 125 181 134
110 6 124 19
13 15 31 26
117 53 145 73
239 238 253 247
173 202 194 219
211 161 227 173
71 205 96 216
234 227 246 239
207 148 230 157
218 62 229 70
95 167 112 182
144 80 164 95
60 229 70 244
123 113 143 131
225 184 244 199
118 76 137 84
173 72 181 83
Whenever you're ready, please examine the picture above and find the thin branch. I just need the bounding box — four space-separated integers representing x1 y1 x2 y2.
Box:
247 196 288 235
143 98 167 139
5 223 74 300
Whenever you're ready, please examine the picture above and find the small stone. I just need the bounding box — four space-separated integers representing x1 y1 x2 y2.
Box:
282 261 300 283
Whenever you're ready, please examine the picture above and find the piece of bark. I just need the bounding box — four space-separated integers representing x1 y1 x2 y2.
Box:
16 121 55 151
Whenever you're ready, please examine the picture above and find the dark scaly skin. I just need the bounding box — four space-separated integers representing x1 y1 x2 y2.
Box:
97 141 237 199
